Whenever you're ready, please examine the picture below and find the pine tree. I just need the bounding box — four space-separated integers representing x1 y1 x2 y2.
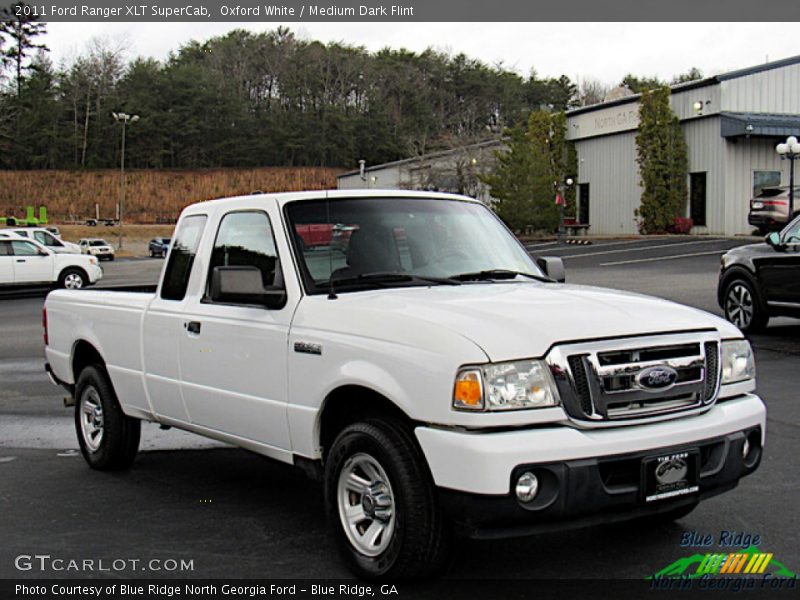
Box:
0 2 48 97
635 86 689 233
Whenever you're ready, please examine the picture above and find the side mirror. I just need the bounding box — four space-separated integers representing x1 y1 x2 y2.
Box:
38 249 50 256
536 256 566 283
210 265 286 309
765 231 783 249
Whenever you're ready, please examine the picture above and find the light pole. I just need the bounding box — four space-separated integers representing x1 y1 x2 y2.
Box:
557 177 574 243
112 112 139 250
776 135 800 221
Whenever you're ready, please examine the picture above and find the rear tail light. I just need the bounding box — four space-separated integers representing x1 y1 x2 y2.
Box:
42 307 48 346
761 200 788 207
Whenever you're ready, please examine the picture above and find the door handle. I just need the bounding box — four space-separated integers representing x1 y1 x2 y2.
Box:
185 321 201 335
16 259 25 263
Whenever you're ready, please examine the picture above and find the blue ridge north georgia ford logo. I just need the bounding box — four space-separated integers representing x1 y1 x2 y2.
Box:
636 365 679 391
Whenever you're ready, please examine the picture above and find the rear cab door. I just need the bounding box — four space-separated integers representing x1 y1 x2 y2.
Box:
141 213 209 422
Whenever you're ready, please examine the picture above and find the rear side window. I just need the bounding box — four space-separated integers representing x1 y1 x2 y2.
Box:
0 241 11 255
161 215 207 301
205 211 280 298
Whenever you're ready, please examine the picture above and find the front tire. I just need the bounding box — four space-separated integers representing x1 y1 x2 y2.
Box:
723 278 768 333
324 419 450 580
59 268 87 289
74 365 140 470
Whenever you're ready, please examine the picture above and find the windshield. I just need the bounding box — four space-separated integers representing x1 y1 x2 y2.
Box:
285 197 543 294
90 240 107 246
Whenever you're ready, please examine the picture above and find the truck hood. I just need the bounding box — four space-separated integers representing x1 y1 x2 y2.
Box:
321 282 739 361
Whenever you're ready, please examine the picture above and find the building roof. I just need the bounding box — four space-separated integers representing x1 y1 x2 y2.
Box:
721 112 800 138
567 53 800 117
337 139 503 179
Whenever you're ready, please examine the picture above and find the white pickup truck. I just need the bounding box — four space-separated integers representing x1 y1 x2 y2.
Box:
44 191 765 579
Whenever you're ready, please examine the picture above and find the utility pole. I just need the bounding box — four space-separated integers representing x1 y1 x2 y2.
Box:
112 112 139 250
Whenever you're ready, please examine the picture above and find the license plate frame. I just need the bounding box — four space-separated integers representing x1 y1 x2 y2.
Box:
642 450 700 503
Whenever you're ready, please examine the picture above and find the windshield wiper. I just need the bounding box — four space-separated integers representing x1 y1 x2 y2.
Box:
450 269 551 283
330 272 461 289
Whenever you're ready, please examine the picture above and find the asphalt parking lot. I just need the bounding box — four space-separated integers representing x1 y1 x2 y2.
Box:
1 239 798 581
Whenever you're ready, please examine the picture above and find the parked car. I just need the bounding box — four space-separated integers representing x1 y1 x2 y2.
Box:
0 237 102 289
103 219 116 226
719 214 800 332
748 186 800 233
1 227 81 254
148 237 171 257
45 191 764 580
79 238 115 261
85 219 98 227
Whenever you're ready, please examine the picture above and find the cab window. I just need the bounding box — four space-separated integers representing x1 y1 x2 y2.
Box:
205 211 281 301
34 231 61 246
161 215 207 301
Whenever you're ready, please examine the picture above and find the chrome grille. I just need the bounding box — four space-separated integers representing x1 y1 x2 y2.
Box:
547 332 721 425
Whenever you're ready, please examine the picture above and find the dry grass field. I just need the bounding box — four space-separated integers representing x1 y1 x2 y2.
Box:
0 167 341 224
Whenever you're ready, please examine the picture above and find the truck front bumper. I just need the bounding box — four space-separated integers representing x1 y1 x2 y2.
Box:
415 394 765 538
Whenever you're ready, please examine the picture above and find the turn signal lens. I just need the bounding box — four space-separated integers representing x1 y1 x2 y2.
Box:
453 369 483 410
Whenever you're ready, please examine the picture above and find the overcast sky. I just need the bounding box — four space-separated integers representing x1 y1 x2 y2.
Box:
44 22 799 85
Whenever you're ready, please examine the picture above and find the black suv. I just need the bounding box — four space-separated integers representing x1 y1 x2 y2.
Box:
718 215 800 332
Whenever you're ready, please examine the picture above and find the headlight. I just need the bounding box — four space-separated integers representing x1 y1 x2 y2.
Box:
721 340 755 384
453 360 560 411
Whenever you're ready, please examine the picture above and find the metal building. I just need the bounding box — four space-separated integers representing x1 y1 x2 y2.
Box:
569 54 800 236
338 55 800 236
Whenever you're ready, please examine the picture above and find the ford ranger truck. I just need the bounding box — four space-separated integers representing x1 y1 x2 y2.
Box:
43 190 765 580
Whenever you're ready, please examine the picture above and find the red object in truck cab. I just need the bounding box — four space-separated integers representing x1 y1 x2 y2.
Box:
295 224 334 247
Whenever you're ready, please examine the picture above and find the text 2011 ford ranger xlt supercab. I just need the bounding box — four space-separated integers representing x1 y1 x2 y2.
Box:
44 191 765 579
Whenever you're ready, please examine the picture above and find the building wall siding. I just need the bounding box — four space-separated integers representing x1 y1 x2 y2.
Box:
722 63 800 114
575 131 641 234
683 117 725 234
725 137 788 234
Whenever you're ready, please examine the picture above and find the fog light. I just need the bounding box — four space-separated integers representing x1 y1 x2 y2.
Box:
516 472 539 503
742 438 750 459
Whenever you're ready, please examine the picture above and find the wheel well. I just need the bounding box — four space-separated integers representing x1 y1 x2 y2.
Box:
718 267 759 308
318 385 412 459
72 340 105 382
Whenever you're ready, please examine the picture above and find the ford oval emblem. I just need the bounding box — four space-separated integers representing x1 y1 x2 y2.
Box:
636 365 678 391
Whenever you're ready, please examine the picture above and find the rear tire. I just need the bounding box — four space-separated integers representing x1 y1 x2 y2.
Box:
723 278 768 333
58 268 87 289
74 365 140 470
324 419 450 580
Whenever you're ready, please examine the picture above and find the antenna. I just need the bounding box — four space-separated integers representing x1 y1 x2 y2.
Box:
326 194 337 300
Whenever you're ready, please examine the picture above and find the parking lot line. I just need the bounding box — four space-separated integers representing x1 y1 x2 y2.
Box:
562 238 725 259
601 250 725 266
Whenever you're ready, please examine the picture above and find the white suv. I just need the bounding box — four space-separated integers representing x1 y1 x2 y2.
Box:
0 237 103 288
78 238 115 261
2 227 81 254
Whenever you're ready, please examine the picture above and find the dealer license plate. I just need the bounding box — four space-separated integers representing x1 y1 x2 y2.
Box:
642 450 699 503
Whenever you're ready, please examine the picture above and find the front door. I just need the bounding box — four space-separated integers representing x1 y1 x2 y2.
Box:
757 219 800 307
178 208 295 450
11 240 53 283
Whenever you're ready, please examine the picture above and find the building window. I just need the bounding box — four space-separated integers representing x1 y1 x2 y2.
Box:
753 170 781 197
689 172 707 227
578 184 590 225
